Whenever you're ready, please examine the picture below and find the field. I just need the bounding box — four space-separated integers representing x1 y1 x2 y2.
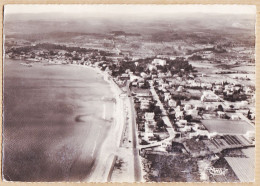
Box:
201 120 254 134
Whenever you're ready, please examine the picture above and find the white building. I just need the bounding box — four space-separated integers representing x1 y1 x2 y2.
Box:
144 121 156 141
201 91 220 102
164 92 171 102
179 120 187 126
177 86 184 92
231 115 240 120
217 111 226 118
184 104 192 111
187 109 199 118
130 74 140 82
140 72 147 78
141 100 150 110
145 112 155 121
168 99 177 107
176 111 184 119
152 59 167 66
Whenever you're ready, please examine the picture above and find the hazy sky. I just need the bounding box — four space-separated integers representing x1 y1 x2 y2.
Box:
5 4 256 15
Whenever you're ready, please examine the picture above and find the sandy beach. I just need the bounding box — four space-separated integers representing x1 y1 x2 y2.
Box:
78 65 127 182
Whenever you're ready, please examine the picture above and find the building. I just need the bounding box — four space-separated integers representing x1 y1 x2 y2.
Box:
145 112 155 121
130 74 141 82
168 99 177 107
184 104 192 111
179 125 192 132
177 86 184 92
140 72 147 78
144 121 156 141
176 111 184 119
164 92 171 101
201 91 220 102
178 120 188 126
152 58 167 66
187 109 199 118
148 64 157 71
141 100 150 110
206 105 215 111
217 111 226 118
231 115 240 120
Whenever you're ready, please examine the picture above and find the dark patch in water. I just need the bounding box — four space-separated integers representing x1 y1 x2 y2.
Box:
75 115 89 122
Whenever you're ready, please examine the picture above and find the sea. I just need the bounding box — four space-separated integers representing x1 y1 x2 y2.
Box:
3 59 115 181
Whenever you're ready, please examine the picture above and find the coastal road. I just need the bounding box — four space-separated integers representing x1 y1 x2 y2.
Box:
126 81 142 182
128 96 142 182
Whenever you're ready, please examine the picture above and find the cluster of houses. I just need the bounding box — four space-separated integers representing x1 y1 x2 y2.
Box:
7 42 255 153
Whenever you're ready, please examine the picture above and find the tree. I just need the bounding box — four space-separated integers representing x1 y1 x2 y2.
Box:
169 114 176 121
148 103 156 112
156 119 165 129
217 105 224 112
184 115 192 122
247 110 252 119
101 56 107 61
176 99 181 106
154 106 162 115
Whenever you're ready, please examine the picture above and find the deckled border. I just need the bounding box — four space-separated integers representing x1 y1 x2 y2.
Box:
0 1 259 186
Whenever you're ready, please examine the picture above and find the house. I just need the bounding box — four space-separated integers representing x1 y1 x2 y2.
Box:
168 99 177 107
245 87 253 94
206 105 215 111
217 111 226 118
213 85 223 93
152 58 167 66
145 112 155 121
176 111 184 119
140 72 147 78
179 125 192 132
237 101 248 109
231 115 240 120
158 73 166 78
148 64 157 71
201 83 212 89
250 113 255 120
177 86 184 92
187 109 199 118
138 82 145 88
120 73 130 80
179 120 187 126
151 74 158 79
161 83 170 89
133 89 152 98
184 104 192 111
132 82 138 87
144 121 156 141
224 84 233 92
201 91 220 102
189 130 209 139
130 74 140 82
164 92 171 101
175 105 181 112
141 100 150 110
244 131 255 142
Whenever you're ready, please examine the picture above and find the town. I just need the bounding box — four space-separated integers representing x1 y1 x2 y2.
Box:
5 33 255 182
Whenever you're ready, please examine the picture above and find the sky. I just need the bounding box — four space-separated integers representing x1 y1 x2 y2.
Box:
4 4 256 15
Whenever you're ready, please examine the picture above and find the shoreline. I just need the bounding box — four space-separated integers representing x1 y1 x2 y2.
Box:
76 64 127 182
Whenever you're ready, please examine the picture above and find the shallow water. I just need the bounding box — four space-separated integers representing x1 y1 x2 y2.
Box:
3 59 115 181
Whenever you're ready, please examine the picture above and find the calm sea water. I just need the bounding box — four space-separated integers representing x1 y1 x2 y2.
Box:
3 59 115 181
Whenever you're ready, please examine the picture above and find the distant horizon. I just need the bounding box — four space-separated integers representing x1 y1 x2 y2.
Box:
4 4 256 15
